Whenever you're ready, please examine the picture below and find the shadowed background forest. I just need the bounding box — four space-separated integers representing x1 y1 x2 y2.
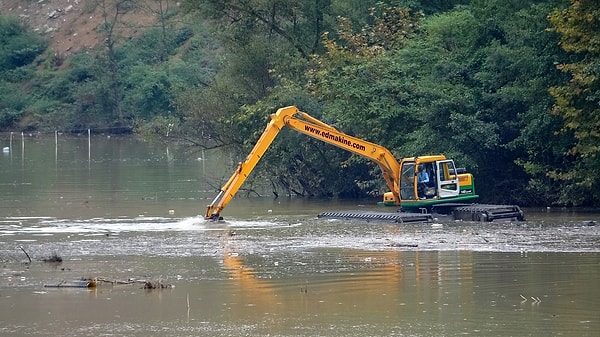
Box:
1 0 598 207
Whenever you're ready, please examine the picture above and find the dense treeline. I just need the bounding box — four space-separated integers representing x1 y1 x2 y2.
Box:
0 0 598 207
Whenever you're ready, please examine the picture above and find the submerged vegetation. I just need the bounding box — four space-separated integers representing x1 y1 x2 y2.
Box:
0 0 598 207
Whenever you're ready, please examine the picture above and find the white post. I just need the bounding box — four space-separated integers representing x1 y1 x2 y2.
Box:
21 132 24 165
88 129 91 167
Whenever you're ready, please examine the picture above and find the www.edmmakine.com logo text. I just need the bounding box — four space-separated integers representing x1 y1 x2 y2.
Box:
304 125 366 151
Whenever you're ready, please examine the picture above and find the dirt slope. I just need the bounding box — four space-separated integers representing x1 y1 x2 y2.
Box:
1 0 157 57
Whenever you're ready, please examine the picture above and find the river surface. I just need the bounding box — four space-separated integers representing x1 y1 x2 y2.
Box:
1 134 599 337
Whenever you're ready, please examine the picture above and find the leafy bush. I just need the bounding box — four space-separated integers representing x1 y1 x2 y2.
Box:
0 15 47 72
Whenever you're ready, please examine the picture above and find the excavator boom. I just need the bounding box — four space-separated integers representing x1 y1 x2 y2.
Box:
205 106 402 220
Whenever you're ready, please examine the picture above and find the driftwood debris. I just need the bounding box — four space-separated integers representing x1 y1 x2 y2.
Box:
96 277 174 289
142 280 173 289
44 279 97 288
386 242 419 248
44 277 174 290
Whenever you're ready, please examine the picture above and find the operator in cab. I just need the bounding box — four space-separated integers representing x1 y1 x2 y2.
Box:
417 165 429 199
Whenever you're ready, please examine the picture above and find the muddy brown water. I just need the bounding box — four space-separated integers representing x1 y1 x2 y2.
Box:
1 134 599 336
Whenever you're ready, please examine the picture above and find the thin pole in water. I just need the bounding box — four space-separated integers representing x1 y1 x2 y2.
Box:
55 130 58 164
21 132 24 166
88 129 91 168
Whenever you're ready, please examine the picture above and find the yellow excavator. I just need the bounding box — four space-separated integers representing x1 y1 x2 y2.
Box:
205 106 523 222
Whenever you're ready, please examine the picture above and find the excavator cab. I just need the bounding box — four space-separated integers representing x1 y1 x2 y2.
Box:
382 155 478 211
401 156 454 201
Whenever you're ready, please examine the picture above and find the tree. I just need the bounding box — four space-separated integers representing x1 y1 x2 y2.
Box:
178 0 332 152
308 3 422 141
302 3 423 197
393 2 569 205
0 15 47 129
144 0 179 62
182 0 332 58
306 1 572 205
394 0 470 15
96 0 139 127
548 0 600 206
179 1 409 198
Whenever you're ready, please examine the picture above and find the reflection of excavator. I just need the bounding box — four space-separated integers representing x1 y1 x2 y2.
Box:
205 106 523 222
221 236 477 323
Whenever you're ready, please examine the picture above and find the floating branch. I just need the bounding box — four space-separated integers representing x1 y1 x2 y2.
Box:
386 242 419 248
19 246 32 264
44 279 97 288
96 277 174 289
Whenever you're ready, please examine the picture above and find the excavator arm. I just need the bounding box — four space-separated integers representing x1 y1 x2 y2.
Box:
205 106 402 220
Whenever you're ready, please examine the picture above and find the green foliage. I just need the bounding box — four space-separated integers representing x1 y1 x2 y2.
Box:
0 14 47 129
0 81 26 128
237 2 424 197
302 1 573 204
309 3 422 143
548 0 600 206
391 2 569 205
182 0 335 58
177 0 340 153
0 15 47 71
134 114 181 143
395 0 471 14
122 64 173 119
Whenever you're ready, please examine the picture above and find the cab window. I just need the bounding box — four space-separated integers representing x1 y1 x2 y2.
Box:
400 162 416 200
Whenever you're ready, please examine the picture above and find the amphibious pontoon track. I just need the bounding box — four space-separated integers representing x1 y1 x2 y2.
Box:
432 203 525 222
318 210 433 223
